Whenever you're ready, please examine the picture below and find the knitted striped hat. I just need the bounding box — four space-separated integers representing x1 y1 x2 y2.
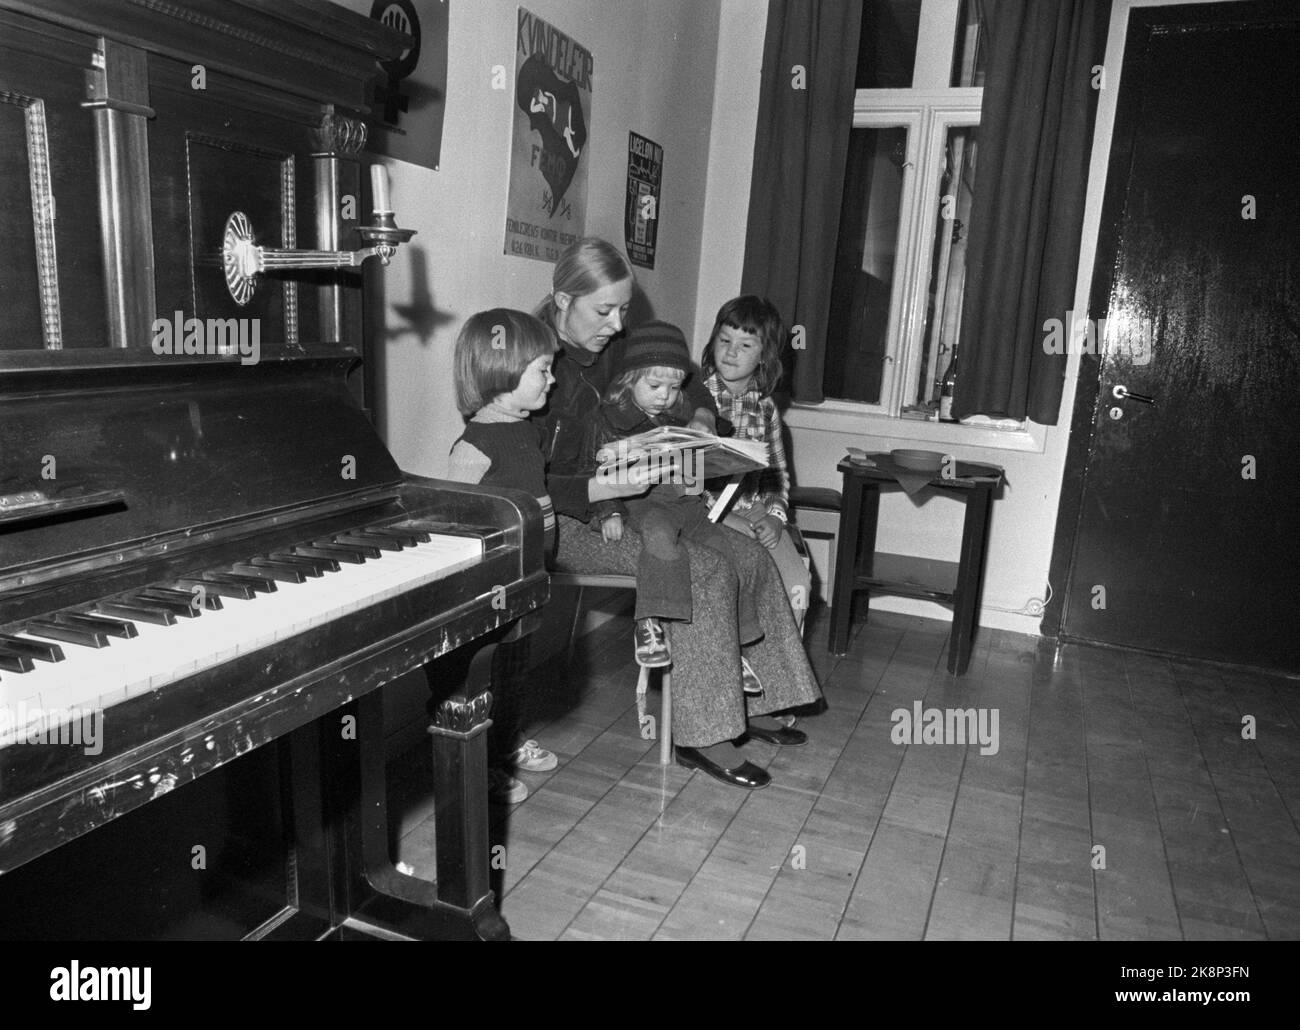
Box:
616 321 692 379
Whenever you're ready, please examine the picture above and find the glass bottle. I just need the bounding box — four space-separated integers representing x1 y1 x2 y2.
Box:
938 346 959 421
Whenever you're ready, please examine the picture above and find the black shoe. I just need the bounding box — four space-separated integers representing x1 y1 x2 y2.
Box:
675 746 771 789
740 656 764 697
745 724 808 747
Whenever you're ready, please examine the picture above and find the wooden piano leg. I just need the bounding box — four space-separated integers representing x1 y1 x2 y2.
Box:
333 637 509 941
427 646 499 916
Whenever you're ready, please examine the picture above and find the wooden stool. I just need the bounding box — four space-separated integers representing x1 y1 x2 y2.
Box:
788 485 843 598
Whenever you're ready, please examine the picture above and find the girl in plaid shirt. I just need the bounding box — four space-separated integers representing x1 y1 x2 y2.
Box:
702 296 813 629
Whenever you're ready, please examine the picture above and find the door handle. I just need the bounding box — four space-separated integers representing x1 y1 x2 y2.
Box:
1112 384 1156 405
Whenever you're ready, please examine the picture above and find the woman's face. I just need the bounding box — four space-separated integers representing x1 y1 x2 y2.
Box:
555 277 634 353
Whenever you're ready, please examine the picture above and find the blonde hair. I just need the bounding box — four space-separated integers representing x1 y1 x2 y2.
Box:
604 365 692 420
453 308 557 415
534 237 635 330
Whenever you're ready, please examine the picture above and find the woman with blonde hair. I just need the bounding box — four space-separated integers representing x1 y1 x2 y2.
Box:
533 238 821 790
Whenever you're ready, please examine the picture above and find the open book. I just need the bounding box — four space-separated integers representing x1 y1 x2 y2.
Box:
596 425 768 482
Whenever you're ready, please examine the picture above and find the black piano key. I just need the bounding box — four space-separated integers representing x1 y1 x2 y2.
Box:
0 633 66 663
293 544 366 565
361 528 421 551
26 619 112 649
201 571 277 594
355 528 417 548
231 562 307 584
338 531 401 552
269 551 340 573
251 555 322 579
176 576 257 601
55 613 139 639
140 586 223 612
125 591 202 618
96 601 178 626
387 524 432 543
0 647 38 673
315 538 381 559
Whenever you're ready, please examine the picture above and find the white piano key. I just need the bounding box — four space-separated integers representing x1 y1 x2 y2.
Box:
0 533 484 733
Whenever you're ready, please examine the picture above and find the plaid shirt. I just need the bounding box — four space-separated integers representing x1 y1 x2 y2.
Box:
703 372 790 522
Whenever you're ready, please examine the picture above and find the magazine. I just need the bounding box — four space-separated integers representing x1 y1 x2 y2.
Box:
595 425 768 482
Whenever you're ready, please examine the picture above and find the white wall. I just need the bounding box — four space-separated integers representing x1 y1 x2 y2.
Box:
370 0 723 477
691 0 770 353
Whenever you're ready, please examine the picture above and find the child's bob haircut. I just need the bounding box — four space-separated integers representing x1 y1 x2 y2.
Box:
604 365 694 421
701 295 785 396
454 308 557 415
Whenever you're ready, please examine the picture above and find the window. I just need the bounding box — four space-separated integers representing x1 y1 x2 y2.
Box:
822 0 986 421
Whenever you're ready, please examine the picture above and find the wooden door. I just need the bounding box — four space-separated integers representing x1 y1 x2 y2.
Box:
1053 1 1300 672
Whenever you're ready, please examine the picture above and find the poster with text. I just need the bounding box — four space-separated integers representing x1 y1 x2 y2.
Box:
334 0 448 170
625 132 663 269
504 8 592 263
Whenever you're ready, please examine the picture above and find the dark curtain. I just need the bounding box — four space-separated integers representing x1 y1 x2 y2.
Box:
740 0 863 404
953 0 1112 424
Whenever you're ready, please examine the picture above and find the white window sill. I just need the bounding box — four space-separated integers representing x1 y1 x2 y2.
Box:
784 400 1046 454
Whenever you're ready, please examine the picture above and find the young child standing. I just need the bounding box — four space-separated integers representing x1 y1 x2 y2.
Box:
445 308 559 805
585 321 764 693
701 296 812 629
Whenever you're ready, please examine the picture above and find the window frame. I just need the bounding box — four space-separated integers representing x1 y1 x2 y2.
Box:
794 4 1046 453
841 88 983 418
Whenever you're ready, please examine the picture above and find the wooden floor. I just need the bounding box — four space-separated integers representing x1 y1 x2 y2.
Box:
390 605 1300 940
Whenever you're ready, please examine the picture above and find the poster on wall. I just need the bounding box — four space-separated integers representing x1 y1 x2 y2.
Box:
335 0 449 171
625 132 663 269
503 7 592 262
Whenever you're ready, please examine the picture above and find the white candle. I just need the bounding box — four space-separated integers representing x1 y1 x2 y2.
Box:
371 163 391 212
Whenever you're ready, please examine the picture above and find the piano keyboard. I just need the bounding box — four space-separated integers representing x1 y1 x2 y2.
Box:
0 524 483 748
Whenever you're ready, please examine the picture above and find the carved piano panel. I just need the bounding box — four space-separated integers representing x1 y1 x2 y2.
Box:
146 51 334 348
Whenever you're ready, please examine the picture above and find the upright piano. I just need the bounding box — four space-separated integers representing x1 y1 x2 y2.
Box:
0 0 546 939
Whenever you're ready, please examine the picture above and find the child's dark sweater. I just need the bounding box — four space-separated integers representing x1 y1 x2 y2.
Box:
449 413 556 561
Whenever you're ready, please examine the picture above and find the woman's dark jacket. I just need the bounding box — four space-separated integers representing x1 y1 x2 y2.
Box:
536 337 715 521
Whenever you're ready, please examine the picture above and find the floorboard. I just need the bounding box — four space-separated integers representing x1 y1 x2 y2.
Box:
388 604 1300 940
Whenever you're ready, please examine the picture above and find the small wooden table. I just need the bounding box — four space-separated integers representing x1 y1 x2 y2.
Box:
828 456 1003 673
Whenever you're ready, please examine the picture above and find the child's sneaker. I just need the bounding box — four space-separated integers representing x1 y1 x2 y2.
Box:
488 768 528 805
740 656 764 697
511 739 558 772
634 618 671 667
